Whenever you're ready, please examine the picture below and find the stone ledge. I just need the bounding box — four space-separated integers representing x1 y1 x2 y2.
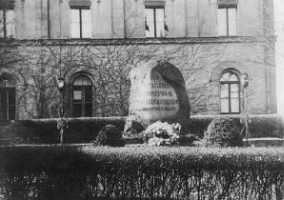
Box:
243 137 284 147
191 113 280 119
0 36 275 47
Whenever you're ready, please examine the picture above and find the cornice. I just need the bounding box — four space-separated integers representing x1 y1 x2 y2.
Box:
0 36 276 47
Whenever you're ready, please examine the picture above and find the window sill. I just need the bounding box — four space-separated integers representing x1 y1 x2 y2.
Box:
220 112 241 115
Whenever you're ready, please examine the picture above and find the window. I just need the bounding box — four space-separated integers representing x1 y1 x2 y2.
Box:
72 75 92 117
70 8 92 38
145 5 166 38
217 0 237 36
220 70 240 114
0 8 15 38
0 76 16 120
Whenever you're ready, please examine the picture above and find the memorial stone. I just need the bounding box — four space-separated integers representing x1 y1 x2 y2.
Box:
127 61 190 128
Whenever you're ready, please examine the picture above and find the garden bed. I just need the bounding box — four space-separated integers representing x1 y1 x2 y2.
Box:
0 145 284 200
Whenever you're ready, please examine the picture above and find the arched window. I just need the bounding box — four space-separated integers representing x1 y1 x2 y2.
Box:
72 75 92 117
0 75 16 120
220 70 240 114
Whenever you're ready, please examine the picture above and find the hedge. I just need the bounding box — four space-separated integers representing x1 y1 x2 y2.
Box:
0 114 283 144
189 114 284 138
0 145 284 200
0 117 125 144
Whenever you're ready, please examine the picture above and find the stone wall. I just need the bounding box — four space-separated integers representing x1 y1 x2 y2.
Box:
0 37 277 119
0 0 277 121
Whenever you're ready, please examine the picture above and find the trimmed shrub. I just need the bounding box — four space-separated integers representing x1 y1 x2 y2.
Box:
186 116 213 137
0 146 284 200
203 117 244 147
188 114 284 138
248 114 284 138
0 117 125 144
94 124 125 147
0 114 282 145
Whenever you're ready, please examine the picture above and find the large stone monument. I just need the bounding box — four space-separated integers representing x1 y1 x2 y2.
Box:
127 61 190 129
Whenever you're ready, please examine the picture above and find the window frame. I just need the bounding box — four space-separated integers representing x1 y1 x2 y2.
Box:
70 7 91 39
145 5 165 38
220 71 241 114
217 4 237 36
0 8 15 39
0 76 16 121
71 75 93 117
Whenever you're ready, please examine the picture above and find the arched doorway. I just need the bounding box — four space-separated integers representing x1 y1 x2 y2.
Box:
72 75 93 117
0 74 16 120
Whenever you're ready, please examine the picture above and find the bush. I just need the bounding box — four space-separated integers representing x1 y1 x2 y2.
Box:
188 114 284 138
186 116 213 137
203 117 244 147
248 114 284 138
0 146 284 200
94 124 125 147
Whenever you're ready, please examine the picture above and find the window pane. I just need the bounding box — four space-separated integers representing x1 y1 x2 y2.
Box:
71 9 80 38
73 103 82 117
8 88 15 105
0 87 16 120
220 72 230 82
231 98 240 113
0 78 15 87
217 8 227 36
221 98 229 113
82 77 92 86
155 8 165 37
228 8 237 35
85 103 92 117
220 84 229 98
84 86 92 102
73 76 92 86
6 10 15 38
0 10 4 37
229 73 239 81
0 88 7 120
8 88 15 120
81 9 92 38
0 79 6 87
220 72 239 82
145 8 154 37
73 90 82 100
230 84 239 98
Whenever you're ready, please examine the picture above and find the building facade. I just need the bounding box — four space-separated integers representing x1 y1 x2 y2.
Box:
0 0 277 120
